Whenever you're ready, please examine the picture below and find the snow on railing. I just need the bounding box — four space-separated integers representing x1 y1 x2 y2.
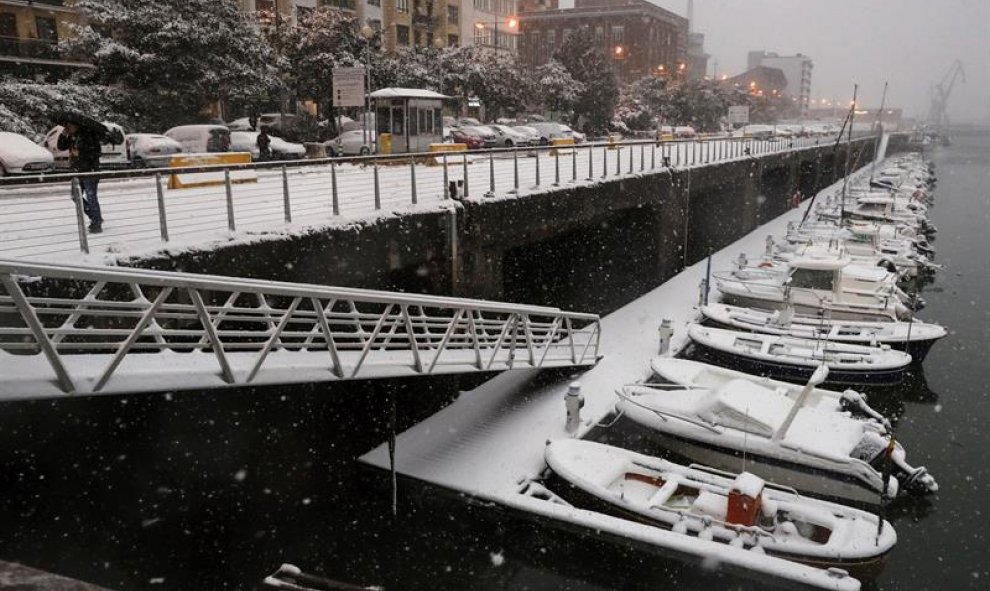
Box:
0 259 601 399
0 134 877 261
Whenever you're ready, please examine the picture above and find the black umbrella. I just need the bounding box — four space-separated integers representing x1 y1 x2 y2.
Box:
50 110 108 135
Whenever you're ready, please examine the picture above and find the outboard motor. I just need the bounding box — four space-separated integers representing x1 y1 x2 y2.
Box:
877 258 899 274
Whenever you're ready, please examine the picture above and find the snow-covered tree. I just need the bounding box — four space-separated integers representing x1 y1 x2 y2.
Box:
278 7 370 118
553 27 618 134
0 80 134 138
65 0 277 129
534 60 584 118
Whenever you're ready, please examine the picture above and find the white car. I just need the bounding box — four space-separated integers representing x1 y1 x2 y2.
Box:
733 124 775 139
674 126 697 138
230 131 306 161
511 126 542 145
0 132 55 175
124 133 183 168
486 124 532 147
228 113 296 132
164 124 232 153
43 122 129 170
327 130 376 156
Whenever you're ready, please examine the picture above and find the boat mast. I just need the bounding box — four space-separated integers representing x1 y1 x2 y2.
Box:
869 82 889 185
839 84 859 222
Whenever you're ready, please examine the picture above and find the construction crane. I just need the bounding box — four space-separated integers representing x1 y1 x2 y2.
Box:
928 60 966 133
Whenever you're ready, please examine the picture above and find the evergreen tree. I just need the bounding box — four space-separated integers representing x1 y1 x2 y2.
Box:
553 27 618 133
66 0 276 129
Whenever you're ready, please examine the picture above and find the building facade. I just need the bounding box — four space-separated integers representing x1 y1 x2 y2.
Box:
462 0 519 54
0 0 89 80
518 0 687 84
382 0 462 51
747 50 813 114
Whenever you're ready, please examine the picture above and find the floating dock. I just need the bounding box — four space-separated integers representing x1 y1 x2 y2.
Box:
359 170 879 591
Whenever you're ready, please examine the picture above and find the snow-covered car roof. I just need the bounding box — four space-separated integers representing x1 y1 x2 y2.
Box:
370 88 451 100
0 132 55 166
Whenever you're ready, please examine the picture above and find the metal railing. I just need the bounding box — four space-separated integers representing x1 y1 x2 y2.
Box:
0 258 601 400
0 134 876 260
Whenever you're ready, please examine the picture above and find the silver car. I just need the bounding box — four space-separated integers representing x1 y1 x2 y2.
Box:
487 124 533 147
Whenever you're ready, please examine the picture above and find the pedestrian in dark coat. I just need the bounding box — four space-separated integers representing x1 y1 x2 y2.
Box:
257 126 273 162
58 122 105 233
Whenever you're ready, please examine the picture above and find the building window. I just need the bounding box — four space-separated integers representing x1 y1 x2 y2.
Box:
610 25 624 44
367 0 381 5
396 24 410 45
546 29 555 47
447 4 459 24
594 26 604 42
0 12 16 39
369 19 382 31
36 17 58 43
447 34 459 47
397 0 409 14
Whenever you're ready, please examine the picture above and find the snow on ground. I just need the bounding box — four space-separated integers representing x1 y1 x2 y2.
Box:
0 137 833 263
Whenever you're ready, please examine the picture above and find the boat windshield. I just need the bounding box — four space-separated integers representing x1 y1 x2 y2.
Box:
788 268 834 290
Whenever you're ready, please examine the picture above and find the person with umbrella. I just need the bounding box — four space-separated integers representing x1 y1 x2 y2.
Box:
54 111 111 233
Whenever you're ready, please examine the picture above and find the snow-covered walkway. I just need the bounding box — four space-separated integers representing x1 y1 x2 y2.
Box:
0 136 839 263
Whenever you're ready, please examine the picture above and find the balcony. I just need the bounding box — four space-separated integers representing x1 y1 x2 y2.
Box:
0 36 60 60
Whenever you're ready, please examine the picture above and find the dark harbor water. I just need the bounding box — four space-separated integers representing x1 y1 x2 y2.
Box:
0 134 987 591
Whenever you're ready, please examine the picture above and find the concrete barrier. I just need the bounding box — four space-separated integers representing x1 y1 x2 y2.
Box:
429 143 471 165
168 153 257 190
550 137 576 155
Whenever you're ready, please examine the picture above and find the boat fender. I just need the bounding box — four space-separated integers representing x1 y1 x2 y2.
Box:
697 527 714 541
672 518 689 535
565 383 585 433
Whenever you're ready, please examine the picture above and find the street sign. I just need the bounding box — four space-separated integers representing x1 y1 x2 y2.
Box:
333 67 365 107
728 105 750 125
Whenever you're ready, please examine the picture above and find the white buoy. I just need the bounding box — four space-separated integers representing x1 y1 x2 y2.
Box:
736 252 748 270
565 382 585 433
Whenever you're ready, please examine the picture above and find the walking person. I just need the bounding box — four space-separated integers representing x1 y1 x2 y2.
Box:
257 126 272 162
58 120 107 233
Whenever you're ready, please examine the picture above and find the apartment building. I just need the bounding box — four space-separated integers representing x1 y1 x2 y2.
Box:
382 0 462 51
747 50 813 114
0 0 88 80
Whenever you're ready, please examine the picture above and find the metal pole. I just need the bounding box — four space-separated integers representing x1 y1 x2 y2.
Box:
628 145 633 173
155 173 169 242
571 144 577 181
488 150 495 196
462 153 469 197
373 161 381 209
535 149 541 186
588 143 594 179
513 146 519 192
554 147 560 185
443 153 449 199
71 177 89 254
651 143 656 169
640 143 644 171
615 145 621 175
330 161 340 215
410 156 418 204
281 165 292 223
224 169 236 231
602 143 607 178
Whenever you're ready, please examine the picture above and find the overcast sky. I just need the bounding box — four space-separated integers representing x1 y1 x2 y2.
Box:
560 0 989 122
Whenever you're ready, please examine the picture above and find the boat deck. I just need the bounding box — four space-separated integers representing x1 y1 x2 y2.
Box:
358 172 875 591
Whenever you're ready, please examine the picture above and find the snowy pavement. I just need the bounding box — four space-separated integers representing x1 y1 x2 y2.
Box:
0 136 839 263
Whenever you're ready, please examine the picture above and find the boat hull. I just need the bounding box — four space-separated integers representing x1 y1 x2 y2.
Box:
621 422 885 507
692 342 906 386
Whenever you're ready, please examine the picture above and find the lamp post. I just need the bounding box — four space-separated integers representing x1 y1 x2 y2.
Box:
475 16 517 53
433 36 446 95
361 24 375 149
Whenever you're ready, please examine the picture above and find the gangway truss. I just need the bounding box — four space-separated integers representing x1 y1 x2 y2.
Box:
0 260 601 401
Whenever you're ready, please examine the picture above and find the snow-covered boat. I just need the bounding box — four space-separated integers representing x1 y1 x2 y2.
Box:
544 439 896 577
614 366 938 506
687 324 912 386
648 357 889 427
714 254 912 322
700 303 946 361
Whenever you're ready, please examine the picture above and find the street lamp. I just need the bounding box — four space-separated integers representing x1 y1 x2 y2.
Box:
475 16 517 52
361 24 375 148
433 36 445 96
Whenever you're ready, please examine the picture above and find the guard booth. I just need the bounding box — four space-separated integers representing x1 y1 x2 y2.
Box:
371 88 449 154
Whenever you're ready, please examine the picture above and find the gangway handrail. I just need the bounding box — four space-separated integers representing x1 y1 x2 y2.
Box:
0 259 602 399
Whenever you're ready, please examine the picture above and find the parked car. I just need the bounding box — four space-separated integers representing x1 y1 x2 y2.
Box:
326 129 376 156
733 124 775 139
449 128 487 150
124 134 183 168
486 124 532 147
164 125 232 153
457 117 482 127
0 132 55 175
674 126 697 138
230 131 306 161
512 126 542 145
461 126 497 149
228 113 297 133
43 122 129 170
527 122 579 145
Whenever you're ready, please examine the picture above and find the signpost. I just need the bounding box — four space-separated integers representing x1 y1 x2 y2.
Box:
728 105 750 126
333 67 366 143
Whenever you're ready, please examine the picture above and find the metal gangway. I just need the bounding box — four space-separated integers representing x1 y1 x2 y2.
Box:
0 259 601 401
